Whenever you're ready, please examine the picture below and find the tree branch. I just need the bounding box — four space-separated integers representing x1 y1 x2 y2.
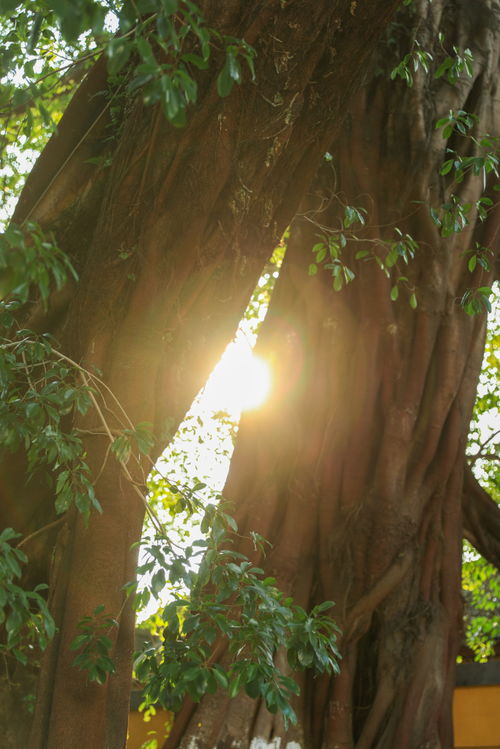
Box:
462 463 500 572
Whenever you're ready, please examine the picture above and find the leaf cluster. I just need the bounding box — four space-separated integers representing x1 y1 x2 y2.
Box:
308 202 419 308
133 508 340 728
307 204 366 291
70 603 118 684
464 293 500 659
0 527 55 665
0 0 255 135
390 38 473 89
0 224 101 517
0 222 77 303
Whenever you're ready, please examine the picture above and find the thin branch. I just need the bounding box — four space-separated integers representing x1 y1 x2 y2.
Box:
54 350 135 431
12 340 211 550
472 453 500 463
17 516 65 549
21 350 36 391
22 78 125 224
78 370 166 537
468 427 500 465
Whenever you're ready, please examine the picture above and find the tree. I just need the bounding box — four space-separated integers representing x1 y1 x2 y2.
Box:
0 1 404 747
162 1 500 747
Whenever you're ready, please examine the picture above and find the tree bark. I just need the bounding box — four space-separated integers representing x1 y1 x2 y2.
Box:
165 2 500 747
0 2 403 747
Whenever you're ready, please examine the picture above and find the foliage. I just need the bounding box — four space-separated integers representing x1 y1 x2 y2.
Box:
462 547 500 661
0 221 77 301
70 604 118 684
389 40 432 87
0 9 95 217
464 290 500 660
0 223 101 517
311 22 500 316
387 23 499 315
134 507 340 728
390 35 473 88
307 199 419 306
0 528 55 665
0 0 255 218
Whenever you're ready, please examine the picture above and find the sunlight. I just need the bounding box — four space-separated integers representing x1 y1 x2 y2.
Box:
203 338 271 416
137 267 280 623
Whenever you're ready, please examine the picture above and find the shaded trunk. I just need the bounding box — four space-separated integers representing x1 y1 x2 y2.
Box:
166 2 500 746
0 2 402 747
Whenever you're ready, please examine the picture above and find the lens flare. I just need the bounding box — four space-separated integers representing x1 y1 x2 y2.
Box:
204 344 271 415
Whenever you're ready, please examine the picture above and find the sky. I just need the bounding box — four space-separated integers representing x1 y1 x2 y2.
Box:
137 303 273 621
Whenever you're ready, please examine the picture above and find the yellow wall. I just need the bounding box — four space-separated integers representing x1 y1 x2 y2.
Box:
127 708 172 749
128 688 500 749
453 686 500 749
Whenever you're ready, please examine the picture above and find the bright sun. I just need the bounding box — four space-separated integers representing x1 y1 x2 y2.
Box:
203 341 271 415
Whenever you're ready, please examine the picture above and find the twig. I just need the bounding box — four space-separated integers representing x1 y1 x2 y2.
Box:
54 351 135 431
21 350 36 391
23 78 126 223
17 516 66 549
79 370 166 537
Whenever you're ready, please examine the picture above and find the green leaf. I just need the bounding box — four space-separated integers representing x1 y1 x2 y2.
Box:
211 665 228 689
315 246 327 263
244 678 261 699
111 435 131 463
0 528 20 543
468 255 477 272
217 62 234 97
228 675 241 698
70 633 90 651
434 57 452 79
313 600 336 614
355 250 370 260
107 38 133 76
226 52 241 83
343 266 355 284
136 38 157 68
182 53 209 70
27 13 43 54
440 159 454 176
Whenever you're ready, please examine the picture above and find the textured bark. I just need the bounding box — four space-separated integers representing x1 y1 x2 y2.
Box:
0 2 402 747
166 2 500 747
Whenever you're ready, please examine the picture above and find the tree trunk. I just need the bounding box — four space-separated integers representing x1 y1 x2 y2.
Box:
165 2 500 746
0 2 402 747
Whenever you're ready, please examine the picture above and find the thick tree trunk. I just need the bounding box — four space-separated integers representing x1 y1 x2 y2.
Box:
165 2 500 747
0 2 402 747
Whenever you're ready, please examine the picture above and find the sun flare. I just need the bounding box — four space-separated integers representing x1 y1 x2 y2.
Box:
204 342 271 415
